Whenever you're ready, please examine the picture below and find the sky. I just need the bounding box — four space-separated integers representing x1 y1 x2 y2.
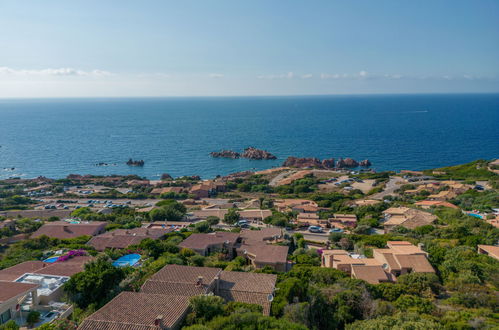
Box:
0 0 498 97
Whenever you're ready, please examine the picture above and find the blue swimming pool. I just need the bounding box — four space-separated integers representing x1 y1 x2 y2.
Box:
467 213 484 219
112 254 141 267
44 257 59 263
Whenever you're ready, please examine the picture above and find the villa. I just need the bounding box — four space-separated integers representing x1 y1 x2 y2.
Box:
477 245 499 260
179 232 240 257
31 221 107 239
87 227 172 251
382 207 437 233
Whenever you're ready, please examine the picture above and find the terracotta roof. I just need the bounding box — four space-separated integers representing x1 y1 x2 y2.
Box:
0 261 47 281
79 292 190 330
415 200 459 209
351 265 392 284
0 281 39 303
395 254 435 273
179 232 240 250
35 256 92 277
238 241 289 264
88 228 170 251
478 245 499 260
240 228 282 242
191 209 228 219
31 221 107 239
297 213 319 219
239 210 272 219
219 271 276 294
148 264 222 287
141 280 210 296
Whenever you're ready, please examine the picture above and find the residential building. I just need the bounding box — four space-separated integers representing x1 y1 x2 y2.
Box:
238 209 272 222
0 281 39 326
87 227 172 251
415 200 459 209
329 214 357 228
477 245 499 260
372 241 435 276
31 221 107 239
382 207 437 233
178 232 240 257
274 199 318 213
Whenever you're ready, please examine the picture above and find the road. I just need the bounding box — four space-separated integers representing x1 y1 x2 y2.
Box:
371 177 403 200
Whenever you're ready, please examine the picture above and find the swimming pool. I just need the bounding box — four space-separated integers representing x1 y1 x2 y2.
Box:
467 213 484 219
44 257 59 263
112 254 141 267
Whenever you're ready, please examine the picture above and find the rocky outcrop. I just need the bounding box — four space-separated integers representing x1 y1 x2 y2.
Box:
359 159 371 167
241 147 277 160
283 156 370 169
322 158 336 168
161 173 173 180
283 157 324 168
336 158 359 168
210 150 241 159
126 159 144 166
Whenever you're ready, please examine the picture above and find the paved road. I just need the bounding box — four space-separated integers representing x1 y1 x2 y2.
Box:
371 177 403 200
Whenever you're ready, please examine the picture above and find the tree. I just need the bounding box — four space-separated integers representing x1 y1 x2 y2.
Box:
224 209 240 225
26 310 40 327
64 257 126 308
0 320 19 330
188 295 225 324
206 216 220 226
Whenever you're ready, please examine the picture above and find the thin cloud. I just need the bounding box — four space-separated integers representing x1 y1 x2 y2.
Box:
0 67 113 77
257 72 294 80
209 73 224 78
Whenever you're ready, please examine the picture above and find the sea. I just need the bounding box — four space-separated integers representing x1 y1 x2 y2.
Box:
0 94 498 180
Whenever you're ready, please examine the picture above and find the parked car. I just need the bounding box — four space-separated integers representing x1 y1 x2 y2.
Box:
329 228 344 233
308 226 323 233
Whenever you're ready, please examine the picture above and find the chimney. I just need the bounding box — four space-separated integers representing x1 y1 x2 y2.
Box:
154 315 164 329
196 276 203 287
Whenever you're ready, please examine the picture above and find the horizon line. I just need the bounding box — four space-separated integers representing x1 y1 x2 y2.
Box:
1 91 498 100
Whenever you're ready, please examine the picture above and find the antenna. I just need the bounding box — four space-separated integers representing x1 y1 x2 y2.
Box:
267 294 274 302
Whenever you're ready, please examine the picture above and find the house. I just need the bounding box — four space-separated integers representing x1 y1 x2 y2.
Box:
190 209 228 220
239 228 283 242
477 245 499 260
322 241 434 281
415 200 459 209
428 190 458 201
274 199 317 213
0 281 39 326
329 214 357 228
87 227 172 251
189 181 226 199
238 209 272 222
296 213 326 227
31 221 107 239
382 207 437 233
320 250 393 284
141 264 277 315
292 204 320 213
0 256 91 327
178 232 240 257
236 241 289 272
79 292 191 330
372 241 435 276
352 199 381 207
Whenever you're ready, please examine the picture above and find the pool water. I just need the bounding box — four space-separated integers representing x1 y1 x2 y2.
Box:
44 257 59 263
113 254 141 267
467 213 484 219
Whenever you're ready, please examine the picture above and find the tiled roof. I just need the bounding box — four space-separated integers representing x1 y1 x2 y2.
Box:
239 210 272 219
141 281 209 296
179 232 240 250
0 281 38 303
31 221 107 239
478 245 499 260
0 261 47 281
395 254 435 273
240 228 282 242
79 292 190 330
219 271 276 294
238 241 289 264
351 265 392 284
148 264 222 286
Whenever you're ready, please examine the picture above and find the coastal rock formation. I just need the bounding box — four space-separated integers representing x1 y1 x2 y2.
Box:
161 173 173 180
241 147 277 160
336 158 359 168
321 158 336 168
283 157 323 168
126 159 144 167
210 150 240 159
359 159 372 167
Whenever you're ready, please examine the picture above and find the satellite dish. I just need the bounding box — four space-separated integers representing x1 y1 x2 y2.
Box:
267 294 274 302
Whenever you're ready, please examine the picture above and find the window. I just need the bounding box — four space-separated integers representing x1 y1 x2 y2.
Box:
0 309 12 324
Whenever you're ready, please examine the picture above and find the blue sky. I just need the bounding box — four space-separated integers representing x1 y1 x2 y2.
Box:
1 0 498 97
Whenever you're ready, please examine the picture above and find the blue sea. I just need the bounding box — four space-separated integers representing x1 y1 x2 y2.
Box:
0 94 498 180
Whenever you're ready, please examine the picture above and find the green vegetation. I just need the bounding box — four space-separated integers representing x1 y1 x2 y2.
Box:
424 159 498 180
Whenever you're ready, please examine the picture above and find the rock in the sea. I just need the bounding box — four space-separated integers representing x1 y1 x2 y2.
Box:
210 150 241 159
241 147 277 160
283 157 323 168
161 173 173 180
336 158 359 168
126 159 144 166
321 158 335 169
359 159 372 167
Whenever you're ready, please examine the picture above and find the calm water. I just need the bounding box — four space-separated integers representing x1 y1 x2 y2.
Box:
0 94 498 180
